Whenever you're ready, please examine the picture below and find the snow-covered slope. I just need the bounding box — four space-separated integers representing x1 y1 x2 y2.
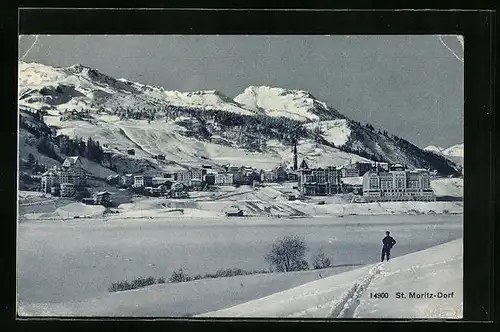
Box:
19 61 252 116
234 86 343 122
424 144 463 159
442 144 463 158
44 115 370 171
18 61 461 176
425 144 463 168
18 109 117 180
431 178 463 197
198 239 462 318
17 265 360 317
303 119 351 147
424 145 445 154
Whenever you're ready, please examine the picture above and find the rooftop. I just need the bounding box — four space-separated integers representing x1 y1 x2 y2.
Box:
95 191 111 196
64 156 80 165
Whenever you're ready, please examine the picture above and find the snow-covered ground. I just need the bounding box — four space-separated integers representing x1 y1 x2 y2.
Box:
17 215 462 311
22 202 106 220
18 181 464 221
18 265 359 317
18 191 48 202
430 178 463 197
198 238 462 319
43 115 369 171
342 176 363 186
303 119 351 147
442 144 463 158
234 86 338 122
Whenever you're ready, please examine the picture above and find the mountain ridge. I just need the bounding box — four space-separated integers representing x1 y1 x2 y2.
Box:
18 61 461 176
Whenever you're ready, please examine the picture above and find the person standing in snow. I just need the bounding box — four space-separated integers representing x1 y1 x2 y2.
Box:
381 231 396 262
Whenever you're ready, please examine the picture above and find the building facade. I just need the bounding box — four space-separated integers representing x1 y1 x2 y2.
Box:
60 182 76 197
204 173 216 185
152 177 169 186
298 167 342 196
261 169 276 183
215 173 234 186
93 191 112 205
41 169 58 194
362 166 435 202
340 161 377 178
134 175 153 188
273 165 288 182
175 171 191 184
40 156 86 195
174 168 203 186
169 182 189 198
341 164 360 178
120 174 134 187
61 156 86 186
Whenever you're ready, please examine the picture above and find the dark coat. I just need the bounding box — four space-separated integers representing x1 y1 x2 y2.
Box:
382 235 396 249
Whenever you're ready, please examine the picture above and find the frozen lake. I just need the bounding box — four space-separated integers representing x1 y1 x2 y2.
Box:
17 214 462 305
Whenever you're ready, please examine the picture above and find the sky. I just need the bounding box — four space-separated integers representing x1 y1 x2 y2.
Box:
18 35 464 148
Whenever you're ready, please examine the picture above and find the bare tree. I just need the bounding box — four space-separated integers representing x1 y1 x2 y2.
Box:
312 247 332 270
265 234 309 272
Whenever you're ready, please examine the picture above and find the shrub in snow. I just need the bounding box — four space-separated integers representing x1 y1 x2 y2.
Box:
169 268 192 283
157 277 166 284
108 276 156 292
312 248 332 269
265 234 309 272
292 259 309 271
199 268 270 280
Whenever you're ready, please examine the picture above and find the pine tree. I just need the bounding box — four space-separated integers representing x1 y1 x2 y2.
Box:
27 153 35 169
86 137 93 159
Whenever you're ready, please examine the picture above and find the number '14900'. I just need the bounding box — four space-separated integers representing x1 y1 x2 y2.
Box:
369 292 389 299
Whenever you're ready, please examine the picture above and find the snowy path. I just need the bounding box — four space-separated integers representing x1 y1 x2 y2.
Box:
118 127 151 156
328 263 383 318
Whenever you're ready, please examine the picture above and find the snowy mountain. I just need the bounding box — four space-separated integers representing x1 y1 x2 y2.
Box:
424 143 463 169
234 85 344 122
442 144 464 158
198 239 462 318
19 61 253 116
18 61 461 176
424 145 445 154
425 144 463 158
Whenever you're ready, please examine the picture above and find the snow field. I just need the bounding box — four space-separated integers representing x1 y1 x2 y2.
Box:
234 86 331 122
430 178 463 197
17 265 360 317
198 239 462 318
303 119 352 147
23 202 106 220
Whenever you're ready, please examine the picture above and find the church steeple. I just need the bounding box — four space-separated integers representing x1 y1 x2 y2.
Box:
299 159 309 170
293 141 298 171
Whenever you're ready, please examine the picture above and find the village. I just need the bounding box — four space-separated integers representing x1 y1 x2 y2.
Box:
31 141 438 216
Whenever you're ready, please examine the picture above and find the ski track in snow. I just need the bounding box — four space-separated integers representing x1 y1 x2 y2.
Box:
285 256 460 319
326 262 383 318
117 127 151 156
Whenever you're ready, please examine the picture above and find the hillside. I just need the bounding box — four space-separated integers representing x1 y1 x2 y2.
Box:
234 85 344 122
19 238 461 318
18 61 461 176
18 108 124 192
198 239 462 318
424 143 463 170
